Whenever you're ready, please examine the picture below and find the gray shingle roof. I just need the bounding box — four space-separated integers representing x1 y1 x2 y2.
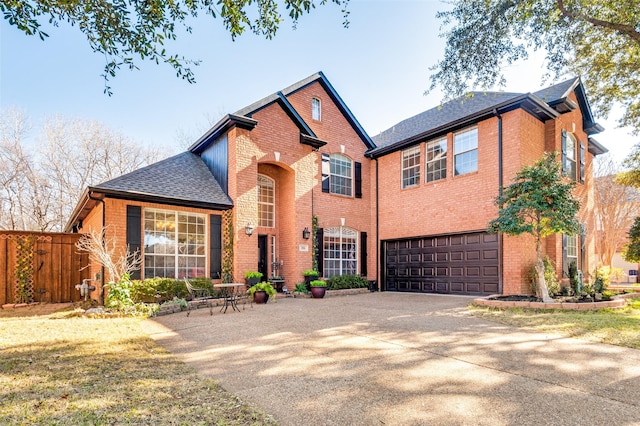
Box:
94 151 232 208
371 78 583 154
372 91 523 150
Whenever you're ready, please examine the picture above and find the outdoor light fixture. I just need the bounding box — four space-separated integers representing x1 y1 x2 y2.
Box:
302 227 311 240
245 223 255 236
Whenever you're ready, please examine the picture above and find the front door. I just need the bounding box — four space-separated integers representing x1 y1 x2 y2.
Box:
258 235 268 279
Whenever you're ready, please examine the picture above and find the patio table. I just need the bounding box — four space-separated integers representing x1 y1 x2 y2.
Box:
213 283 245 313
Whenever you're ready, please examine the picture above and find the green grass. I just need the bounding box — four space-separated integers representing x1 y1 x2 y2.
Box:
0 307 277 425
469 298 640 349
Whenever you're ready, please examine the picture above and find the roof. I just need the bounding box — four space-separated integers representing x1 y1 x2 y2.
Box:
369 77 604 157
65 152 232 231
190 71 375 154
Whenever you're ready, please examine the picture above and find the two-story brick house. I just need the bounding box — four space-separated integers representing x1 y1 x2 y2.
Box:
369 78 606 295
66 72 377 297
66 73 607 299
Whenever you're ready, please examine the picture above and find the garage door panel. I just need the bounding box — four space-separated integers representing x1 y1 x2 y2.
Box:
384 232 500 296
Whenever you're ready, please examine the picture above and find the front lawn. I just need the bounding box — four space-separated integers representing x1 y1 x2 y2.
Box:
469 298 640 349
0 307 277 425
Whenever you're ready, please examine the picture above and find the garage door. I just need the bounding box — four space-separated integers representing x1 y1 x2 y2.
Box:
383 232 500 296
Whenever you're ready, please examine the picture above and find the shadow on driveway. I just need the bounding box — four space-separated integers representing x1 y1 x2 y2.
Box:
143 293 640 425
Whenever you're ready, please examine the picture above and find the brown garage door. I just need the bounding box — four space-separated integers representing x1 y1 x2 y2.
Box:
383 232 500 296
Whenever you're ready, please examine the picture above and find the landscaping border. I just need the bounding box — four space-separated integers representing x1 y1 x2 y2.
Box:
472 293 640 310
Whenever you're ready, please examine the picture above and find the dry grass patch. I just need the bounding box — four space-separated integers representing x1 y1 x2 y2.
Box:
469 298 640 349
0 305 277 425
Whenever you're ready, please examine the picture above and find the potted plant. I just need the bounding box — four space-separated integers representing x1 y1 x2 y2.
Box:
245 271 263 288
303 269 320 289
309 280 327 299
248 281 276 304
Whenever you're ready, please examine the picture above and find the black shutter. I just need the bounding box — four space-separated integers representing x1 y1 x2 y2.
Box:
580 142 585 183
354 161 362 198
360 231 367 276
126 205 141 280
316 227 324 276
210 215 222 279
562 234 568 278
321 153 330 193
561 130 567 176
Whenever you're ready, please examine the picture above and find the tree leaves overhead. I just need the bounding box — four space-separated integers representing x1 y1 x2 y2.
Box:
1 0 350 95
430 0 640 133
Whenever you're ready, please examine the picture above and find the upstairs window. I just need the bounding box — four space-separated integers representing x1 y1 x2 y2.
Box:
454 127 478 176
312 97 321 121
562 131 577 180
258 175 275 228
402 146 421 188
327 153 352 196
426 138 447 182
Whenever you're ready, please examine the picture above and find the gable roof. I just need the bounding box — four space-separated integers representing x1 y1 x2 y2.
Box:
190 71 375 154
65 152 232 231
369 77 603 158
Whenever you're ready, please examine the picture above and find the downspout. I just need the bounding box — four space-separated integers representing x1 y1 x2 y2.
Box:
375 157 380 291
88 191 106 305
494 108 504 294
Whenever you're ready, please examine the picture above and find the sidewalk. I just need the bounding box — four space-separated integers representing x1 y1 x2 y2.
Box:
143 292 640 425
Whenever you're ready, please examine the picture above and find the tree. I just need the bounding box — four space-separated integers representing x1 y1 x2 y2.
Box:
2 0 350 94
0 109 164 231
624 216 640 263
429 0 640 133
488 152 581 302
593 156 640 268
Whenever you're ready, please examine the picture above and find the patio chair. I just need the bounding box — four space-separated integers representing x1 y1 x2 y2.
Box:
232 288 253 310
185 278 214 316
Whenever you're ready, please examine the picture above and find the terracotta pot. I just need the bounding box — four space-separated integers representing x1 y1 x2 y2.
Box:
253 290 269 304
304 275 319 290
310 286 326 298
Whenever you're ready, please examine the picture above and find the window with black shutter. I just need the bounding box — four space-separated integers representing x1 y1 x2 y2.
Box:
126 205 141 280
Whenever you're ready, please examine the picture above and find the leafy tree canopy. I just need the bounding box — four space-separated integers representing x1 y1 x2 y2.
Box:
429 0 640 133
624 216 640 263
489 152 581 240
2 0 350 94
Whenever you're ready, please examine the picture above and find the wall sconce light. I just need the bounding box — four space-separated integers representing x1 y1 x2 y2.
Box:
302 227 311 240
245 223 255 236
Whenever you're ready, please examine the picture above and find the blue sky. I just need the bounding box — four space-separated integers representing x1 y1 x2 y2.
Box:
1 0 636 162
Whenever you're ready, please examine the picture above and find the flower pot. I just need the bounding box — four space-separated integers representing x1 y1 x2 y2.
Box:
304 275 319 290
246 277 260 287
310 286 326 299
253 290 269 304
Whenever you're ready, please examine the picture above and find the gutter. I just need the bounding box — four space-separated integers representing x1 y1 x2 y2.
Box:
494 109 504 295
88 190 106 305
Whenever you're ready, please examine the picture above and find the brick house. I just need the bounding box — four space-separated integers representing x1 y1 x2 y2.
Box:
66 72 376 299
66 73 607 299
369 78 606 295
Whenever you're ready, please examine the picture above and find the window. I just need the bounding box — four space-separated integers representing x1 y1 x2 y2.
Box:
566 234 577 259
324 226 358 277
454 127 478 176
258 175 275 228
426 138 447 182
330 154 352 196
312 97 321 121
402 146 421 188
563 131 577 180
144 208 206 279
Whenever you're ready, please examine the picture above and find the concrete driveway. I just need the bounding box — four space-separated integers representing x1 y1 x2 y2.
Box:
142 293 640 425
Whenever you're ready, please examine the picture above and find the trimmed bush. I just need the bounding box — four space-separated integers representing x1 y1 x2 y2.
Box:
326 274 369 290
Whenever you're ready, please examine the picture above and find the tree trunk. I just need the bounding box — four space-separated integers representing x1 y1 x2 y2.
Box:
535 237 553 302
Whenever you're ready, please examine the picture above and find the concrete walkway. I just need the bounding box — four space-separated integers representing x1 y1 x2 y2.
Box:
142 293 640 425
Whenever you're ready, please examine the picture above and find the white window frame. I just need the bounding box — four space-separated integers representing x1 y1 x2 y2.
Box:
426 137 447 183
330 154 353 196
402 146 421 188
565 132 577 180
323 226 358 278
312 97 321 121
258 174 275 228
566 234 578 260
143 208 207 279
453 127 478 176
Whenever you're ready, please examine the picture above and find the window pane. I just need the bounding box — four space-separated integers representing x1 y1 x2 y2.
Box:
258 175 275 227
402 146 420 188
323 226 358 278
426 138 447 182
312 98 321 121
330 154 352 196
454 128 478 176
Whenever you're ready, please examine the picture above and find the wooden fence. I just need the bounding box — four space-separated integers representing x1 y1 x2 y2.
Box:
0 231 90 305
